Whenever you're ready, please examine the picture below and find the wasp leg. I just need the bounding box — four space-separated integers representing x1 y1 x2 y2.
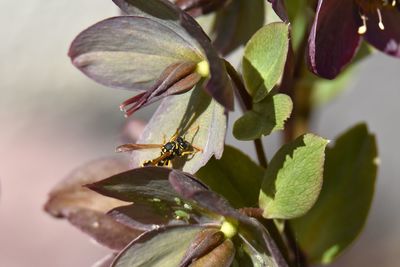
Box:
181 151 195 156
183 125 200 139
181 148 202 160
191 145 203 153
170 129 180 141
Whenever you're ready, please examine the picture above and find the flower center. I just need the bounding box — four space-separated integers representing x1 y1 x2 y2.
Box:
355 0 398 34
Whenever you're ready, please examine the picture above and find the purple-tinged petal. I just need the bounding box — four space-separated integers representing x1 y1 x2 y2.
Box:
111 225 207 266
91 254 117 267
69 16 202 91
169 170 247 221
180 11 234 110
67 209 142 250
43 157 142 250
175 0 229 17
364 8 400 57
44 157 129 218
239 218 288 267
130 86 227 174
108 204 176 231
86 167 177 203
213 0 265 55
180 228 225 266
113 0 201 52
120 62 201 116
307 0 362 79
189 239 235 267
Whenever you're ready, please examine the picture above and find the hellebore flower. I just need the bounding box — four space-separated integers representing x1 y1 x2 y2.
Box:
308 0 400 79
69 0 233 117
86 167 288 267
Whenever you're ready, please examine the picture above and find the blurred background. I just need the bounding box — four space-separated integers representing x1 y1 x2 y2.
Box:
0 1 399 266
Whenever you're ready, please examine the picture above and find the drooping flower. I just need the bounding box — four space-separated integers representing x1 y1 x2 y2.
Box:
86 167 288 266
69 0 233 117
308 0 400 79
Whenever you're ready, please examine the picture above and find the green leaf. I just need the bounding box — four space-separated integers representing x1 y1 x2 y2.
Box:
212 0 265 55
233 93 292 140
196 145 264 208
112 225 205 267
131 85 227 173
259 134 328 219
242 22 289 101
291 124 378 264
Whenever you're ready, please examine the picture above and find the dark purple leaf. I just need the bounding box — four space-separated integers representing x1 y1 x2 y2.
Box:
307 0 362 79
364 8 400 57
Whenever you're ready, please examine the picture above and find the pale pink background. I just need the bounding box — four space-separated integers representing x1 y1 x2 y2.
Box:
1 1 399 266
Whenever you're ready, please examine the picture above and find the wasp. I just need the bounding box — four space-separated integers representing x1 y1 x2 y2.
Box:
116 128 202 167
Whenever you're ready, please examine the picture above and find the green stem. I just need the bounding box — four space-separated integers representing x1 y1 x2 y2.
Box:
224 60 268 168
284 222 309 267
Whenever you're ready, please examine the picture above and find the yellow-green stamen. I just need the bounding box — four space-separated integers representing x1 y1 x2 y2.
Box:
196 60 210 78
220 219 238 239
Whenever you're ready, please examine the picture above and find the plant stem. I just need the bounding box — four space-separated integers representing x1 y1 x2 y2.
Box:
224 60 268 168
280 8 315 267
254 139 268 168
284 222 309 267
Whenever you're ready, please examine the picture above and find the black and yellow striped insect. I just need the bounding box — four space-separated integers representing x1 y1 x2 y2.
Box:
116 128 202 167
